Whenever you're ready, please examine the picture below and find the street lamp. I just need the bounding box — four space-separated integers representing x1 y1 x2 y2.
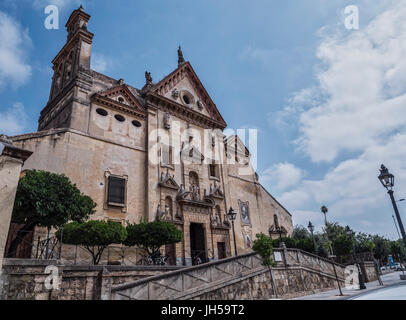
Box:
392 215 406 277
227 207 238 256
378 165 406 248
320 205 343 296
345 227 366 290
308 221 316 252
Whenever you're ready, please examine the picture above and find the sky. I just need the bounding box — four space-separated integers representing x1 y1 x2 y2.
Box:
1 0 406 239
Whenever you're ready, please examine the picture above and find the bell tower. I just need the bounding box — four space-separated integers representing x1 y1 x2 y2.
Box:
39 5 94 132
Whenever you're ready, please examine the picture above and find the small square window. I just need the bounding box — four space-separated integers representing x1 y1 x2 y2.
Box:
107 176 126 205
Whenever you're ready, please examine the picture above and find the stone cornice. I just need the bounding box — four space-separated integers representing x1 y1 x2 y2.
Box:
92 94 146 119
52 29 94 65
0 143 32 162
10 128 146 153
146 92 226 130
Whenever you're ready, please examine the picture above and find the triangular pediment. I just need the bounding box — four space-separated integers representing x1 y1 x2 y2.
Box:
94 84 145 114
224 135 250 158
181 145 205 163
152 62 226 127
159 171 180 190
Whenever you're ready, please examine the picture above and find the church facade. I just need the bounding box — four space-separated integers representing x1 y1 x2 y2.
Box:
10 7 293 266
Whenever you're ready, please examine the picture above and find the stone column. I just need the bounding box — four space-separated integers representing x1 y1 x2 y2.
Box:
0 136 32 297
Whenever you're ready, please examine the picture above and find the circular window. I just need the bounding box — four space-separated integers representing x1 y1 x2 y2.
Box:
181 90 195 106
96 108 108 116
114 114 125 122
118 97 124 103
132 120 142 128
183 95 190 104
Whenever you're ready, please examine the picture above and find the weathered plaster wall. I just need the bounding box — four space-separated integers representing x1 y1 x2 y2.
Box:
12 130 147 225
0 156 24 272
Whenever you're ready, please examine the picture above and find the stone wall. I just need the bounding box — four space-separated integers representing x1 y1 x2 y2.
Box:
110 250 349 300
362 261 379 282
2 250 378 300
194 267 344 300
1 259 181 300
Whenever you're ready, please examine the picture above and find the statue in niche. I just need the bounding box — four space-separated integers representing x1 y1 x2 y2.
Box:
190 184 200 201
197 100 203 110
164 112 171 130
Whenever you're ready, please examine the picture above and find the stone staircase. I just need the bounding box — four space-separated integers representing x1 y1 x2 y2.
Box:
108 249 351 300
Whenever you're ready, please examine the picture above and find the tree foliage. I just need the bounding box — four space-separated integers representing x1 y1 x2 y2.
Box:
12 170 96 228
252 233 275 267
58 220 127 265
123 220 182 260
271 221 404 265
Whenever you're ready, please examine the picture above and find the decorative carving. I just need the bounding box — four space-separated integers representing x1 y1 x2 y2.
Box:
145 71 153 85
176 184 190 201
175 205 183 220
209 181 224 199
171 88 179 100
163 112 171 130
190 183 200 201
155 204 165 221
178 46 185 66
158 169 179 190
141 71 154 94
0 134 12 145
197 100 203 110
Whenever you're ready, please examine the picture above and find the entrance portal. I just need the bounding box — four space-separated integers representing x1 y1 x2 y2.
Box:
190 223 207 265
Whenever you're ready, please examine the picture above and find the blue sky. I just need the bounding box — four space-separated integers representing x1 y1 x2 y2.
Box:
1 0 406 239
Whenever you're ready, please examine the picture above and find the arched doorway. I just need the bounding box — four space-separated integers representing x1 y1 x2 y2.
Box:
190 223 207 265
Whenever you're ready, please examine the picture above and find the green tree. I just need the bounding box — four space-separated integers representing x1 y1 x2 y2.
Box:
58 220 127 265
292 225 311 241
9 170 96 257
389 240 403 261
252 233 278 298
124 220 182 263
253 233 275 267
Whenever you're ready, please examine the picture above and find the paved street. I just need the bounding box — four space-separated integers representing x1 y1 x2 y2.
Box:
292 271 406 300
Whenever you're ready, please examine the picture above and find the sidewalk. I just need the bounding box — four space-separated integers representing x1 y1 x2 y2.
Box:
292 271 405 300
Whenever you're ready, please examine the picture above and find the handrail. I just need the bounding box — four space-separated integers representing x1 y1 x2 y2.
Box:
111 248 346 294
112 252 257 292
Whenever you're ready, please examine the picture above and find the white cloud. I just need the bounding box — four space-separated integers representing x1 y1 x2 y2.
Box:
0 11 32 90
267 1 406 238
261 162 304 191
31 0 81 10
91 53 110 73
283 1 406 163
0 103 28 135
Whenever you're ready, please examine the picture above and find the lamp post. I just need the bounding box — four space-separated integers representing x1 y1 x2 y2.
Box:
227 207 237 256
345 227 366 290
308 221 316 252
392 215 406 277
378 165 406 248
321 205 343 296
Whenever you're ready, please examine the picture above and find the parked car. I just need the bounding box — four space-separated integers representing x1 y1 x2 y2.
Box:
395 263 405 271
380 265 387 271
